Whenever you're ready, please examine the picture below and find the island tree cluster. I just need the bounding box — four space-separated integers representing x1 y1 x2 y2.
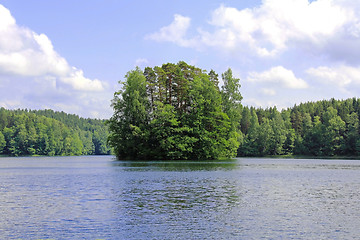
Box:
107 61 242 160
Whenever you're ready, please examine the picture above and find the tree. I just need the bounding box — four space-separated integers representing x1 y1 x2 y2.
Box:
220 68 243 157
0 108 111 156
107 67 150 160
208 69 219 89
148 102 196 160
221 68 242 129
257 119 274 156
322 107 345 156
79 130 94 155
240 107 251 135
93 127 112 155
282 110 295 154
301 116 324 156
187 73 234 159
0 131 5 153
269 110 286 155
345 112 359 155
144 67 157 109
238 109 260 156
108 62 241 160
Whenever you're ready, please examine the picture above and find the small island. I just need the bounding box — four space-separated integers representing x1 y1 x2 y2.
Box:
107 61 242 160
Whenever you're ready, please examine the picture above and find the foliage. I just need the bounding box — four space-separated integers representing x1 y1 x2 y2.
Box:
0 108 111 156
4 66 360 159
107 62 242 160
238 98 360 157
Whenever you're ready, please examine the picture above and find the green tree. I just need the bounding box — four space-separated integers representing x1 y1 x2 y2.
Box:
283 129 296 154
93 127 112 155
322 107 345 155
269 110 287 155
238 109 260 156
107 67 150 160
302 116 324 156
345 112 359 155
0 131 5 153
240 107 251 135
0 108 111 156
148 102 196 160
221 68 242 130
187 73 234 159
3 127 14 155
282 110 295 154
108 62 241 160
79 130 95 155
220 68 243 157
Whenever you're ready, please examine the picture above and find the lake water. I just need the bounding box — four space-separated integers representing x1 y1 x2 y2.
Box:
0 156 360 239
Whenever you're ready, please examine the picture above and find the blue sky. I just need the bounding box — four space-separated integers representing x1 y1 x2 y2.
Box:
1 0 360 119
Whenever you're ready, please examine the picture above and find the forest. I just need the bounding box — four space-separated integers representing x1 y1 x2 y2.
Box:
108 61 360 160
2 61 360 158
0 108 111 156
239 98 360 157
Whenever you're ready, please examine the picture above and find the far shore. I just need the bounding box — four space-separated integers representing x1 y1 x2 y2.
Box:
1 154 360 160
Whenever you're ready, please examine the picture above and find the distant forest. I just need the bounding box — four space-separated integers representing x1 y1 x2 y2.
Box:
1 97 360 157
0 108 111 156
238 98 360 157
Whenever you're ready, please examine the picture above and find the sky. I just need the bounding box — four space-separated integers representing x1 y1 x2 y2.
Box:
1 0 360 119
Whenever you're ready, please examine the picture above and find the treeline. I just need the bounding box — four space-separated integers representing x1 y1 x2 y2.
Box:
238 98 360 157
108 60 360 159
1 86 359 158
0 108 111 156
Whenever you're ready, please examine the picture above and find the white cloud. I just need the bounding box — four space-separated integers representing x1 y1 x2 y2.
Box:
147 0 360 62
0 4 105 92
260 88 276 96
247 66 308 89
146 14 197 48
62 68 105 91
0 100 22 109
307 64 360 89
207 0 357 57
0 73 113 118
144 0 360 111
0 4 112 118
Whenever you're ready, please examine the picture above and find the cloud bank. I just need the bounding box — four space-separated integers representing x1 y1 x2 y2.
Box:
247 66 308 89
147 0 360 108
148 0 360 61
0 5 105 91
146 14 196 48
0 4 111 118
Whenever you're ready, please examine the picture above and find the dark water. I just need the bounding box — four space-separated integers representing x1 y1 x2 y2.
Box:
0 156 360 239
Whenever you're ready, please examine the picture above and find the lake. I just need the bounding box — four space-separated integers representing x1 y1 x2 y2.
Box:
0 156 360 239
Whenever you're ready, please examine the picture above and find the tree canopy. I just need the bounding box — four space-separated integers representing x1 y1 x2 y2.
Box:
0 108 111 156
107 61 242 160
238 98 360 157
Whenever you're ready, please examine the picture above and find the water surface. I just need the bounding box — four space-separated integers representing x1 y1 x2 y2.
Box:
0 156 359 239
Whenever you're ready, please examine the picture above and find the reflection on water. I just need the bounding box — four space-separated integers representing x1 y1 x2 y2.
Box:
115 174 242 239
0 156 360 239
112 159 239 171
